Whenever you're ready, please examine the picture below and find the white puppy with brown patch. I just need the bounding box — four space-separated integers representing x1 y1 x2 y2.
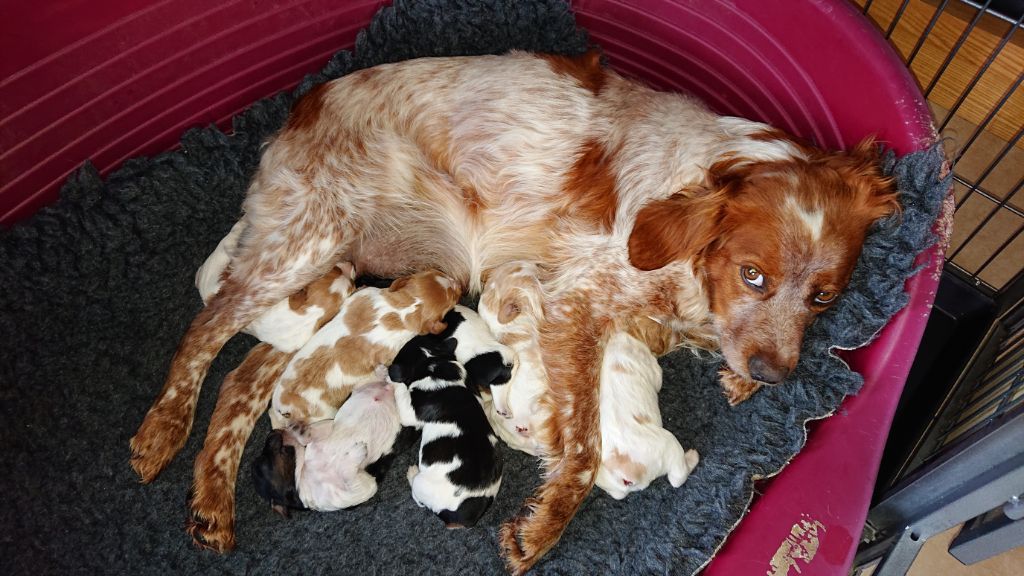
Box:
595 331 699 500
195 220 357 352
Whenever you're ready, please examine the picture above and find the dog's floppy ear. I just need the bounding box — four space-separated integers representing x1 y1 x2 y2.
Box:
628 184 727 271
836 137 902 222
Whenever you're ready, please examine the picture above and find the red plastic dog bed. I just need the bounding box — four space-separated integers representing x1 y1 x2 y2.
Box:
0 1 950 573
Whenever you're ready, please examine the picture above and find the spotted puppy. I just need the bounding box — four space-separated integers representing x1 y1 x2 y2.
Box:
270 269 462 437
390 350 503 528
253 378 401 513
595 331 699 499
477 262 549 456
388 304 515 416
195 220 357 352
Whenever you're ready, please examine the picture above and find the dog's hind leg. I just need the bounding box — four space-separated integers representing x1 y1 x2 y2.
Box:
187 343 292 552
130 179 357 483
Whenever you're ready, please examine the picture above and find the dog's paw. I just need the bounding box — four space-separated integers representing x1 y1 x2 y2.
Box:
718 369 761 406
187 507 235 553
187 476 236 553
499 499 554 576
499 516 533 576
129 407 191 483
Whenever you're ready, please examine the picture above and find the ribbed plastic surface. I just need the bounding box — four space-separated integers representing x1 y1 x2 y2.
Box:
0 1 946 574
0 0 386 225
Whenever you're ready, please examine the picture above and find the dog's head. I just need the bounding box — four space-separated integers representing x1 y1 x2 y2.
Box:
628 138 898 384
251 429 307 517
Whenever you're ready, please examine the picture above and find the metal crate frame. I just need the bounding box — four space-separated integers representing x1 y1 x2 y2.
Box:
852 0 1024 572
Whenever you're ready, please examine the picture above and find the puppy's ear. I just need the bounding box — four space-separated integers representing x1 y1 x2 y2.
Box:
426 320 447 335
498 297 522 324
388 276 411 292
628 185 726 270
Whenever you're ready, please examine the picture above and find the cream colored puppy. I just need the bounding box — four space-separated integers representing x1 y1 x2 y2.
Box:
595 331 699 499
477 262 549 456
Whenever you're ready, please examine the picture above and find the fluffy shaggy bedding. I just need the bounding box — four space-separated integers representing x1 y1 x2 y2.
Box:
0 1 948 574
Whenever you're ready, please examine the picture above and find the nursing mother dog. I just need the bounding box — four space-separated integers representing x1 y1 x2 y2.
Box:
131 49 898 574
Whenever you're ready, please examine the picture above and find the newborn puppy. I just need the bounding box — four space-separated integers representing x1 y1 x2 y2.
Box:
253 379 401 512
196 220 357 352
251 429 305 517
595 331 700 500
388 304 515 415
270 269 462 436
477 262 549 456
390 353 503 528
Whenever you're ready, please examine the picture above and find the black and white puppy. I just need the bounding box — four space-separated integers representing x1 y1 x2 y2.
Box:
389 304 514 416
390 350 503 528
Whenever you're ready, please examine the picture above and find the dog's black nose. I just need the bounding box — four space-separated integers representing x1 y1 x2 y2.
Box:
748 356 790 384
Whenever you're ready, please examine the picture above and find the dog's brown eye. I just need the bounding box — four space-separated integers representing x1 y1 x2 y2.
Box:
814 290 837 305
740 266 765 289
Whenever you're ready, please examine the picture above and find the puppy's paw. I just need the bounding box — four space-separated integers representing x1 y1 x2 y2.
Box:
718 369 761 406
684 449 700 471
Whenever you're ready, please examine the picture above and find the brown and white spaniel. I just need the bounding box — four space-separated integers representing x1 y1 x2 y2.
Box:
131 49 898 574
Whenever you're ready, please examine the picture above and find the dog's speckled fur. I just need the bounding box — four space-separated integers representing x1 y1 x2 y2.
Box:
0 1 947 574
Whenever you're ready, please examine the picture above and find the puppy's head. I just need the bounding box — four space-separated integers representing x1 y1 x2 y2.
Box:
251 429 307 517
388 333 458 384
628 137 898 385
422 356 467 383
479 261 545 336
286 262 358 330
436 496 495 529
387 270 462 335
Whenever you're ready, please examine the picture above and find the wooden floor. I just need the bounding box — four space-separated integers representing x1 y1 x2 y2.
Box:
909 524 1024 576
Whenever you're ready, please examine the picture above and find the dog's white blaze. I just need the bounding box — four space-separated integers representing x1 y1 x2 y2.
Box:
786 196 824 242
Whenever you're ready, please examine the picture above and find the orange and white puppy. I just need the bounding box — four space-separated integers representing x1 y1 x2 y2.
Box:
478 262 549 456
595 331 699 499
269 269 461 436
195 220 357 352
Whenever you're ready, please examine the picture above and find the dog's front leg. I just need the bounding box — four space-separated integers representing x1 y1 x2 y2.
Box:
187 343 292 552
499 297 605 575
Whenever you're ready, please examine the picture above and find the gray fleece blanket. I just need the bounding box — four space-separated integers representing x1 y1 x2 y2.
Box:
0 1 948 574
